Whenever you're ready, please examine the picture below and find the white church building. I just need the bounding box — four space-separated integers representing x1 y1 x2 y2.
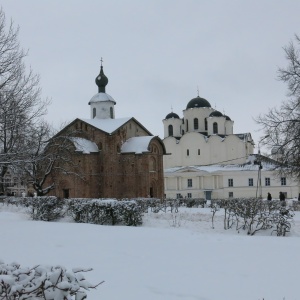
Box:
162 95 299 200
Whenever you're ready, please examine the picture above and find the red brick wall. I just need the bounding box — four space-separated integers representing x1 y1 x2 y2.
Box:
45 119 164 199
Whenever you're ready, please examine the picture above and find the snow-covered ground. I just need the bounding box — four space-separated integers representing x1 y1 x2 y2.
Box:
1 204 299 300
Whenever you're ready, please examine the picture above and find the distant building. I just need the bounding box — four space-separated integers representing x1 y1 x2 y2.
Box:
162 95 299 199
2 169 27 196
46 63 166 199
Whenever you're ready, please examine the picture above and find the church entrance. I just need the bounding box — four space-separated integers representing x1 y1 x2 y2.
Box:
149 179 157 198
63 189 69 199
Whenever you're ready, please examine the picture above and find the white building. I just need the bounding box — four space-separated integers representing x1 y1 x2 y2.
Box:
2 169 27 196
162 95 299 200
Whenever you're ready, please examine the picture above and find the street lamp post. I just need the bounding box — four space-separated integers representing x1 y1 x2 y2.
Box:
255 135 270 199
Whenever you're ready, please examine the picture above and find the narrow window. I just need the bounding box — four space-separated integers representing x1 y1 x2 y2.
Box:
248 178 253 186
265 178 270 186
205 118 208 130
93 107 96 118
228 178 233 187
187 149 189 156
150 157 156 171
168 124 173 136
186 119 189 132
194 118 198 130
213 122 218 134
198 149 200 155
110 107 113 118
187 179 192 187
281 177 286 186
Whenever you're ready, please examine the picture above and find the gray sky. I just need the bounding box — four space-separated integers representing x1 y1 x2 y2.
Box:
2 1 300 151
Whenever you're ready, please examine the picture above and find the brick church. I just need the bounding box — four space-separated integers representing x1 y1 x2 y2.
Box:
46 62 166 199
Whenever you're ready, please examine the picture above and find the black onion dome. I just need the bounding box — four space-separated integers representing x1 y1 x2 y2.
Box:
95 65 108 93
209 110 223 117
186 96 211 109
165 112 180 119
224 115 231 120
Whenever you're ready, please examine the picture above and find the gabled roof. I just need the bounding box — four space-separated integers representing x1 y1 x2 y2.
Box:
78 117 153 135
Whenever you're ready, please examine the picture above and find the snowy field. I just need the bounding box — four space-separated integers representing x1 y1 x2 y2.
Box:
1 203 300 300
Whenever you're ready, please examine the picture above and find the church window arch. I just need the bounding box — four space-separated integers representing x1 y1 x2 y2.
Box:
194 118 198 130
168 125 173 136
93 108 96 118
150 157 156 171
110 107 113 118
213 122 218 134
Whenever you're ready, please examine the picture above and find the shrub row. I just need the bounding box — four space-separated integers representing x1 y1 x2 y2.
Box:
66 198 143 226
209 198 294 236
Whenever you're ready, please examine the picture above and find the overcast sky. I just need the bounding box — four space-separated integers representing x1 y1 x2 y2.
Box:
2 1 300 152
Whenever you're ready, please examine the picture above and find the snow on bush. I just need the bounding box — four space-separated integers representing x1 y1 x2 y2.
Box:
67 198 143 226
0 260 103 300
209 198 294 236
4 196 65 222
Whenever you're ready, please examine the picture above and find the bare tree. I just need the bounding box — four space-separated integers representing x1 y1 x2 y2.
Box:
0 8 50 194
256 34 300 177
16 121 85 196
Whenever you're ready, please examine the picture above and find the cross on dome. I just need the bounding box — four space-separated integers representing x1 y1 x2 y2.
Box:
95 58 108 93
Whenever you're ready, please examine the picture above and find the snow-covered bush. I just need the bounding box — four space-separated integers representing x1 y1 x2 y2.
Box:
0 260 103 300
210 198 294 236
67 198 143 226
3 196 65 221
25 196 65 221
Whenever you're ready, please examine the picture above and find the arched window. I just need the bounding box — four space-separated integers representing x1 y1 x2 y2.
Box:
110 107 113 118
168 125 173 136
186 120 189 132
213 122 218 134
194 118 198 130
150 157 156 171
93 108 96 118
205 118 208 130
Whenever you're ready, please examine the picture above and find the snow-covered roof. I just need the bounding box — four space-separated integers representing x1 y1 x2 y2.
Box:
79 117 131 134
121 136 154 154
88 92 116 104
70 137 99 154
165 155 278 173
